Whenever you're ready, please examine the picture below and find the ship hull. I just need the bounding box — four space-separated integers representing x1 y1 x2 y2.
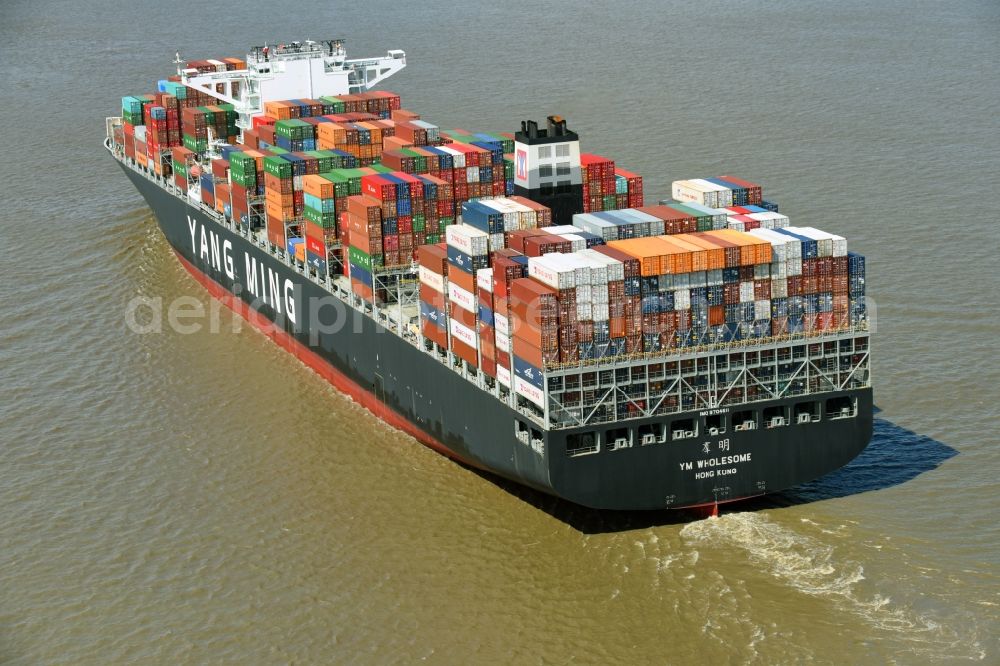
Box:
118 159 873 511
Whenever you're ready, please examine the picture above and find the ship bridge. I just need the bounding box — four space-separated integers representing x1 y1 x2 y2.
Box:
176 38 406 130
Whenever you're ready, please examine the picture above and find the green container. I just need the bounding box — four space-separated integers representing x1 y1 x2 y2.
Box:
348 245 383 272
231 170 257 188
229 152 256 176
263 156 293 179
425 233 441 245
182 134 207 153
319 96 346 114
303 206 338 229
503 158 514 180
275 118 313 140
439 216 455 229
172 162 187 177
412 217 426 233
320 172 351 198
603 195 617 210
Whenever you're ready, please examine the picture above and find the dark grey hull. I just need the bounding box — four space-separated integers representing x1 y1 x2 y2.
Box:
118 158 873 511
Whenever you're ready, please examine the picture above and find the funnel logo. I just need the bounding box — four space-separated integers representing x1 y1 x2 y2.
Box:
515 149 528 181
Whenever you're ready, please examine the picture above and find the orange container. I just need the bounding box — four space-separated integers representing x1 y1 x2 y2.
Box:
647 237 693 274
607 238 663 276
302 174 335 199
656 235 704 273
673 233 725 270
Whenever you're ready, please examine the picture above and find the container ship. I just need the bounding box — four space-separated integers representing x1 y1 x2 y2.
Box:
105 39 873 512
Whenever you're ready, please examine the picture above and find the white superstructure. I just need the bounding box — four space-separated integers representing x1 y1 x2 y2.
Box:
177 39 406 130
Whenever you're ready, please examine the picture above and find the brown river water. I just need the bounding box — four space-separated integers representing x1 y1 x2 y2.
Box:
1 0 997 662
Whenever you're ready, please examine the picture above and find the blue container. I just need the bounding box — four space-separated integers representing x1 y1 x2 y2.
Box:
771 297 789 318
461 201 504 234
446 246 487 275
199 173 215 194
287 237 304 256
760 200 780 213
478 304 495 327
624 277 641 296
306 251 328 274
381 218 398 235
704 177 746 206
350 262 372 285
419 301 447 329
722 267 740 284
513 356 544 389
774 228 818 259
707 285 724 306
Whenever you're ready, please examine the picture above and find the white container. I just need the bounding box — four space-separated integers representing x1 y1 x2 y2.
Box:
787 226 834 257
578 249 624 282
674 288 691 310
449 318 478 348
488 232 506 253
796 226 847 257
446 224 488 256
494 314 510 337
739 281 756 303
577 302 592 320
690 179 734 208
748 211 790 229
497 364 511 388
514 375 545 408
495 331 511 352
448 282 477 313
771 278 788 299
753 263 770 280
528 255 575 289
437 145 465 168
557 253 593 285
419 265 445 293
754 299 771 321
706 269 723 287
559 233 587 253
476 267 493 293
572 213 618 240
592 303 610 321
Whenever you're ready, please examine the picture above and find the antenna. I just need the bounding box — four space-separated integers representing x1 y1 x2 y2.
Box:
173 51 183 75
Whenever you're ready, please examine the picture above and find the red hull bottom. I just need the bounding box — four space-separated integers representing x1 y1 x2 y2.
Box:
173 251 480 470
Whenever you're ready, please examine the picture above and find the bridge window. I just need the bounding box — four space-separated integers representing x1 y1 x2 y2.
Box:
826 396 857 420
705 413 727 436
538 146 552 159
515 419 530 444
539 164 553 178
556 144 570 158
732 409 757 431
670 418 698 440
794 401 821 424
607 427 632 451
637 423 665 446
763 405 788 428
566 432 599 457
